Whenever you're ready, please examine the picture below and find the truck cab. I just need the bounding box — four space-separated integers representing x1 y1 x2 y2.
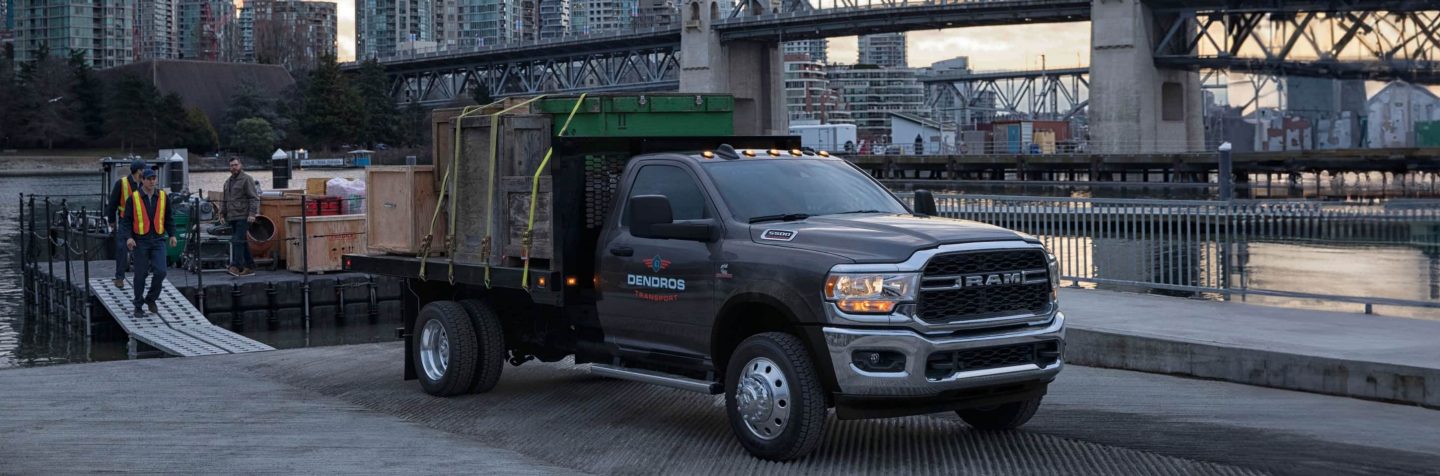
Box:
347 138 1064 461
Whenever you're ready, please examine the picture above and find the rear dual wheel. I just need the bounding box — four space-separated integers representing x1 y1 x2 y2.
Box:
413 300 506 397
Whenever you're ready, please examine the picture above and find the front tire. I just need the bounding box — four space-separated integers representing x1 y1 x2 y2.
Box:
956 396 1042 430
413 301 478 397
724 332 827 461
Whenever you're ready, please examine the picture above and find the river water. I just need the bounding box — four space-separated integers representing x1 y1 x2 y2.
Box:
2 170 1436 369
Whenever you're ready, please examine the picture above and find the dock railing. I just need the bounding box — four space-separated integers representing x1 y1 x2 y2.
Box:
900 193 1440 311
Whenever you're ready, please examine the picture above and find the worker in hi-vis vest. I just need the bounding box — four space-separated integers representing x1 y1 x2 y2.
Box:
106 160 145 289
126 168 176 317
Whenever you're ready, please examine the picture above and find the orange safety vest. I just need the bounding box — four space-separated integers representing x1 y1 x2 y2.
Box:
131 189 167 236
117 177 134 217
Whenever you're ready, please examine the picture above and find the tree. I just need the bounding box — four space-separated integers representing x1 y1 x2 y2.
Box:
0 44 23 148
158 93 190 147
472 84 494 107
233 117 277 160
357 58 400 148
69 50 107 142
302 54 361 150
182 107 219 153
106 75 163 149
20 44 82 148
401 101 430 148
221 82 279 143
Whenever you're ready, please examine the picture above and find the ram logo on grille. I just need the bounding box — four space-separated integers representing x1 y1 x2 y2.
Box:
958 272 1025 288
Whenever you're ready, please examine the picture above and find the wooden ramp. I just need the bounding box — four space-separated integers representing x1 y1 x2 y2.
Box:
88 278 275 357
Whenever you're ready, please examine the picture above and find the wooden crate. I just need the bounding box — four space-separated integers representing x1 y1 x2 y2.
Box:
306 177 332 196
367 165 443 255
259 196 302 262
286 214 367 273
448 114 552 265
500 176 552 265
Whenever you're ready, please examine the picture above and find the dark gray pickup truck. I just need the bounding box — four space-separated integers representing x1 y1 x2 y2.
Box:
346 136 1064 461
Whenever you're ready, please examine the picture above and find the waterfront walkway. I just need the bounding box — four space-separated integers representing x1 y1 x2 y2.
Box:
1060 287 1440 408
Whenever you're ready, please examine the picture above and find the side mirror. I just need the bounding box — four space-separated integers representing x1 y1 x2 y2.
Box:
914 189 938 216
630 195 673 238
629 195 716 241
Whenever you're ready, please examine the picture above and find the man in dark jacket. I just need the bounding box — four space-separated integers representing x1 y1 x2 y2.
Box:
222 157 260 276
107 160 145 289
127 169 176 317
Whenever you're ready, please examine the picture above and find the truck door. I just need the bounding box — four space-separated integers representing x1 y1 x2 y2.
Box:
597 162 720 360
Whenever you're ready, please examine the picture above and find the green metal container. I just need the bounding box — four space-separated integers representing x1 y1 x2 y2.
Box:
534 94 734 137
168 210 189 264
1416 121 1440 148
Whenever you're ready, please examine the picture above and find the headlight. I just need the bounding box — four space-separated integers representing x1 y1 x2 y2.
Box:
824 273 918 314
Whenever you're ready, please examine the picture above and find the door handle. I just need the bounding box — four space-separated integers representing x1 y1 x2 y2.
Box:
609 246 633 257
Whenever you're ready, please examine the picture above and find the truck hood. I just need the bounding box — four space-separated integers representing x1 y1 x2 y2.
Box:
749 213 1034 263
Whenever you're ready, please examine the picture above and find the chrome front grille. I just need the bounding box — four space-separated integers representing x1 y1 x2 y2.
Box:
916 249 1052 325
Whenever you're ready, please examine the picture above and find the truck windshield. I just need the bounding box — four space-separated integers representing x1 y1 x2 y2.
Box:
703 159 908 223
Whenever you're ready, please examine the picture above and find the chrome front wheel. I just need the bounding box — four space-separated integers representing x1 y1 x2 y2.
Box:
736 357 793 441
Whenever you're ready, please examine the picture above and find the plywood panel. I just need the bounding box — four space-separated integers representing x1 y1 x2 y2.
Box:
287 214 367 273
367 166 442 255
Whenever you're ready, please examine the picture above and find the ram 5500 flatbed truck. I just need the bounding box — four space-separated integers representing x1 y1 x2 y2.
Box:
345 136 1065 461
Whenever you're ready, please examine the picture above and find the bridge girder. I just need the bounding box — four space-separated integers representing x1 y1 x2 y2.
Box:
390 48 681 105
921 69 1090 124
1153 7 1440 83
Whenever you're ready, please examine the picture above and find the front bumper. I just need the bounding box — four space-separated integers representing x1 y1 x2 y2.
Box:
821 311 1065 398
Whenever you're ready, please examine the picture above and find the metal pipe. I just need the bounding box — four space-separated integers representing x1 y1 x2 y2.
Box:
44 198 53 319
301 195 310 346
195 192 204 313
81 206 92 361
62 200 73 328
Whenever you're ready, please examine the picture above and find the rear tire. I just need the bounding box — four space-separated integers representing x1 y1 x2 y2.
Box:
724 332 827 461
458 299 506 394
956 396 1042 430
413 301 478 397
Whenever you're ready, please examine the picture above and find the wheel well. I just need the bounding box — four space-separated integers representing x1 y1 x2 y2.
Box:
711 301 797 380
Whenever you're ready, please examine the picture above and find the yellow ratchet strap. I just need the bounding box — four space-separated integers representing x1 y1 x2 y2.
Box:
418 101 493 280
479 95 547 287
521 93 587 290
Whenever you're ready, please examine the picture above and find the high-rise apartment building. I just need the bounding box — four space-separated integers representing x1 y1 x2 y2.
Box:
857 32 905 68
634 0 672 28
570 0 631 35
826 64 926 141
135 0 179 60
242 0 335 70
358 0 444 58
177 0 234 61
538 0 568 39
453 0 523 48
783 54 849 125
783 39 826 65
13 0 134 67
2 0 13 38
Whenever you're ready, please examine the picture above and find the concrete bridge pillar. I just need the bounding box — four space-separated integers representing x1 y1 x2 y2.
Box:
679 0 788 135
1090 0 1204 154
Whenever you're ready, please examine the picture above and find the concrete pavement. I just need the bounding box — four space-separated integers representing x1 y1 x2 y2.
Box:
1060 287 1440 408
3 342 1439 475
